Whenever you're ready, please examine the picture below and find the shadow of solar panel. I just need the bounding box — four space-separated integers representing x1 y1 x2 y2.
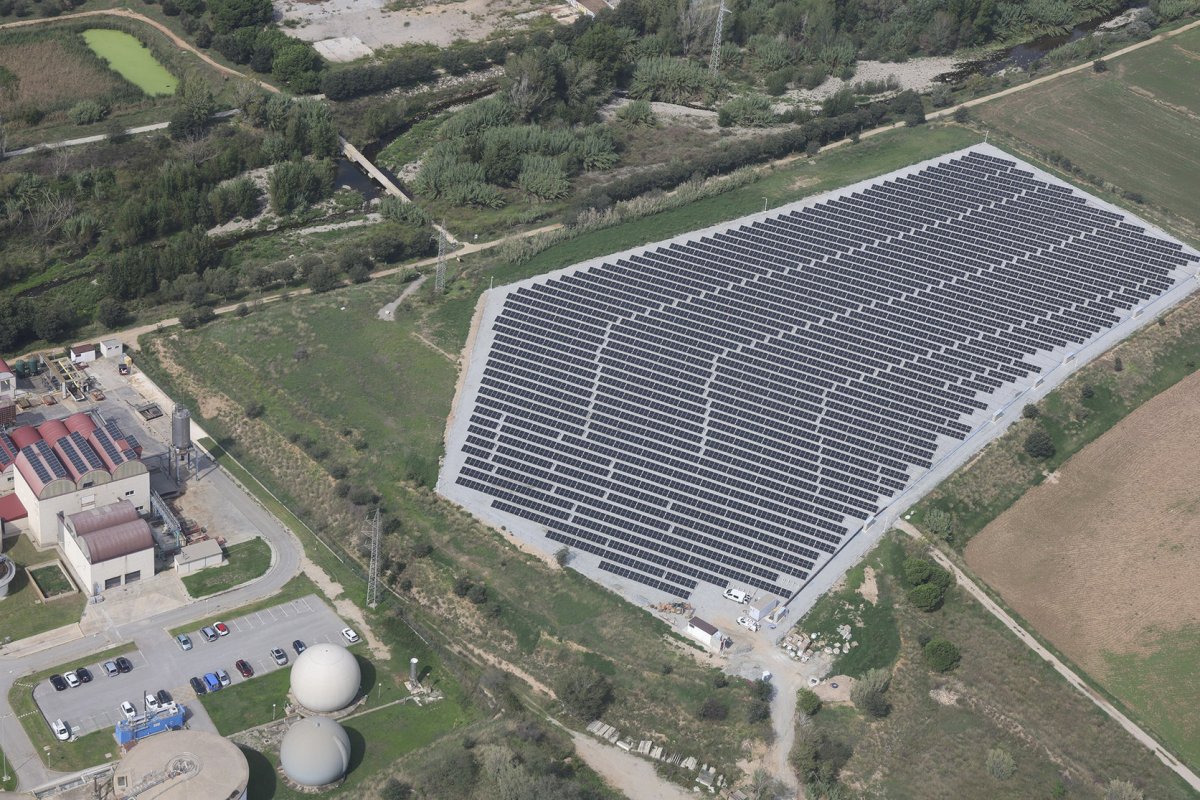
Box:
449 146 1199 601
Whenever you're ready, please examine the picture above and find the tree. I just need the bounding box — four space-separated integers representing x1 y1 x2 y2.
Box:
751 678 775 702
924 508 956 541
699 696 729 721
34 304 76 342
556 669 614 721
1023 427 1055 459
96 298 127 328
747 700 770 723
910 582 946 611
554 546 571 567
208 0 272 32
307 262 340 293
745 767 790 800
1021 403 1039 419
850 668 891 718
504 49 557 121
797 688 822 716
168 75 216 140
985 747 1016 780
904 557 935 586
1113 356 1124 372
1093 58 1108 72
1104 780 1144 800
953 105 970 123
923 638 961 672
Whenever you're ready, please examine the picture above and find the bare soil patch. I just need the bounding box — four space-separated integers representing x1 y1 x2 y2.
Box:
0 37 122 114
965 367 1200 677
274 0 539 50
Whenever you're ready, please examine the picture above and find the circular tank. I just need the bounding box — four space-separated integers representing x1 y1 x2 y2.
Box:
290 643 361 713
279 716 351 787
0 556 16 599
171 405 191 451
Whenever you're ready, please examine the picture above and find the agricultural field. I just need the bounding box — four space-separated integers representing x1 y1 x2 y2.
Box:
975 26 1200 243
82 28 176 95
794 533 1195 800
0 29 129 118
965 367 1200 770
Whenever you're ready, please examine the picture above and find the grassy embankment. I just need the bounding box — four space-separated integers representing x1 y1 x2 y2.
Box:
0 535 85 643
794 533 1196 799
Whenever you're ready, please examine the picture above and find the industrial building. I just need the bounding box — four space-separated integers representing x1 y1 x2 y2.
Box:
111 729 248 800
60 500 155 592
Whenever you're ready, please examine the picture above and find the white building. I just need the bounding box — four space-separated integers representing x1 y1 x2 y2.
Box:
0 357 13 404
174 539 225 576
8 412 149 548
100 340 125 358
687 616 723 650
748 596 779 622
61 501 155 592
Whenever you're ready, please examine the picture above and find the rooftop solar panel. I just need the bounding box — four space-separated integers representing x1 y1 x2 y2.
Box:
440 144 1200 604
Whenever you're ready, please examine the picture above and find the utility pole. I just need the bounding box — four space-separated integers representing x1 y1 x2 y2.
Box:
709 0 729 76
365 508 382 609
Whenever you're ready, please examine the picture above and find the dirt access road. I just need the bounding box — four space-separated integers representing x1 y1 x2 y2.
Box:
897 520 1200 793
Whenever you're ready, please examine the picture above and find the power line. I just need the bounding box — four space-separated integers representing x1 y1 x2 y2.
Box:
365 508 382 609
709 0 729 76
434 223 448 294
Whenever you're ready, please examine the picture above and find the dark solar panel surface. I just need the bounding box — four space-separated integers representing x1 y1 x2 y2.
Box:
450 149 1196 599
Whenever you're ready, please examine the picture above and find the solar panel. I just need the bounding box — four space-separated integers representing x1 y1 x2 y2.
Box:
441 145 1200 602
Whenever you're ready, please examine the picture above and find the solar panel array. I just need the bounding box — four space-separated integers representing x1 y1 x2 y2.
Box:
446 147 1197 600
91 427 133 468
56 431 107 477
105 420 139 455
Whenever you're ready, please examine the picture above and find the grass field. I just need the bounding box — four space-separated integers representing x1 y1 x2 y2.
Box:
975 26 1200 242
797 534 1195 800
0 748 12 789
965 368 1200 770
82 28 176 95
181 538 272 598
0 535 85 644
797 558 900 679
9 643 135 770
29 563 74 598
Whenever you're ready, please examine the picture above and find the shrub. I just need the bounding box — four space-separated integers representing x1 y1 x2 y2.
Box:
751 678 775 702
1104 780 1145 800
699 696 728 721
850 668 891 718
557 669 614 721
1113 356 1124 372
347 485 378 506
924 508 956 541
764 68 792 96
953 105 970 123
1093 58 1108 72
178 306 216 329
517 154 570 200
718 94 775 127
629 56 714 103
747 700 770 723
908 582 945 612
1023 427 1056 459
923 638 961 672
616 99 656 127
68 100 109 125
96 298 128 328
453 575 473 597
985 747 1016 780
712 673 729 689
797 688 821 716
1021 403 1039 419
243 400 265 418
554 546 570 566
466 583 488 604
328 463 348 479
1081 383 1095 400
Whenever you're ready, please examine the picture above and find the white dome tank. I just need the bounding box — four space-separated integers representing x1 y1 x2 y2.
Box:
279 716 351 787
290 643 361 713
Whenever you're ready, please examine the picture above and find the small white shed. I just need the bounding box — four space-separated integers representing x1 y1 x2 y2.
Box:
69 344 97 364
100 340 124 358
749 595 779 622
687 616 722 650
174 539 226 576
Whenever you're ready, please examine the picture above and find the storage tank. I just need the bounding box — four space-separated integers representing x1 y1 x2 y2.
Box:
171 405 191 451
290 643 361 713
279 717 351 787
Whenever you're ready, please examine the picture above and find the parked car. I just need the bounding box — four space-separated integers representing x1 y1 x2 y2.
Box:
217 669 231 687
214 622 230 637
176 634 193 651
723 588 750 604
63 672 80 689
115 656 133 674
292 640 307 655
103 661 119 678
203 673 221 693
156 689 172 706
145 693 161 713
341 628 360 644
189 677 207 696
120 701 137 720
736 615 759 632
270 648 288 666
75 667 93 683
51 719 70 741
200 627 218 643
49 674 68 692
235 659 254 678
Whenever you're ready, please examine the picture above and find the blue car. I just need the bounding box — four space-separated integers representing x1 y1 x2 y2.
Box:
203 672 221 693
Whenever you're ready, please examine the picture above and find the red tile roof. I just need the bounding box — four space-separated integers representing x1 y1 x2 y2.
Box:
0 492 27 522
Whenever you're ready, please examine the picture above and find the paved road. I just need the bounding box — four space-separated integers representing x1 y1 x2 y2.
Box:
0 438 304 792
895 520 1200 793
2 111 241 159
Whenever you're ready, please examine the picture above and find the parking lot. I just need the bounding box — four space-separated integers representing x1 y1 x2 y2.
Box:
34 594 351 739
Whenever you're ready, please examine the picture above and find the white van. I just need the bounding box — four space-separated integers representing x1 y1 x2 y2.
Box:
723 588 750 604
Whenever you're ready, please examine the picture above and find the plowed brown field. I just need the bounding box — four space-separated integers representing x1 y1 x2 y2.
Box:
966 370 1200 674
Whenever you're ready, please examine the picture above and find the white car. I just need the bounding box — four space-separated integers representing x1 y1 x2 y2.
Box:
52 719 70 741
737 616 759 632
145 693 161 713
63 671 81 689
723 588 750 604
120 701 137 720
341 627 360 644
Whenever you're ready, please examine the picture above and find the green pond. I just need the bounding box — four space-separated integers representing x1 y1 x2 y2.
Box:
82 28 177 96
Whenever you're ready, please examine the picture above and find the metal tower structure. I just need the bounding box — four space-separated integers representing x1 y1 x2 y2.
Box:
364 508 382 609
434 224 448 294
709 0 729 76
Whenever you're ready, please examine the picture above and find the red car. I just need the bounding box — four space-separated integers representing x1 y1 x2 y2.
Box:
214 622 230 637
235 659 254 678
